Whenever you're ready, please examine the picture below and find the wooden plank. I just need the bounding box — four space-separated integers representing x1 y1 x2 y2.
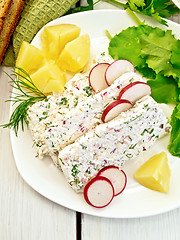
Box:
82 210 180 240
0 67 76 240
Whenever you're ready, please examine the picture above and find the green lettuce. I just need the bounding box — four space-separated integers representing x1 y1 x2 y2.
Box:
147 74 180 104
168 104 180 157
109 25 180 104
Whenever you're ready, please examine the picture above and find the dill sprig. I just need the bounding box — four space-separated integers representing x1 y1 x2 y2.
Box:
1 67 47 136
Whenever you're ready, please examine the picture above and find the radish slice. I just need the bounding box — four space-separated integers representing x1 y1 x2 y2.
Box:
97 166 127 196
89 63 109 92
101 99 132 123
105 59 135 86
119 81 151 104
84 176 114 208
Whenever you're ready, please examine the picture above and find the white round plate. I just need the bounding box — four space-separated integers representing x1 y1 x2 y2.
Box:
11 10 180 218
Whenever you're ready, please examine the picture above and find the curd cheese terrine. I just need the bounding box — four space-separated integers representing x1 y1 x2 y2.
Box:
44 72 143 155
28 72 93 159
27 53 113 159
57 96 171 192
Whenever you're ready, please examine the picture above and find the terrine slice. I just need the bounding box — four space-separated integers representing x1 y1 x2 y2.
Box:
57 96 170 192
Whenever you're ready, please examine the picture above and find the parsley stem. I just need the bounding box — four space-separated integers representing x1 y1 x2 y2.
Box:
104 0 127 8
126 8 143 26
94 0 101 5
105 30 112 40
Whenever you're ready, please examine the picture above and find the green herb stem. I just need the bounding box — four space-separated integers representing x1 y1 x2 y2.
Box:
105 30 112 40
126 8 143 26
94 0 102 5
104 0 127 8
1 67 47 135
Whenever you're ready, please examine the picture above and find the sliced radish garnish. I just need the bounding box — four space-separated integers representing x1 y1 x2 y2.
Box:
119 81 151 104
84 176 114 208
105 59 135 86
101 99 132 123
97 166 127 196
89 63 109 92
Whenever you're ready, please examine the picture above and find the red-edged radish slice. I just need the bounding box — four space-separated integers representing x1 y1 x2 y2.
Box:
89 63 109 92
84 176 114 208
97 166 127 196
119 81 151 104
105 59 135 86
102 99 132 123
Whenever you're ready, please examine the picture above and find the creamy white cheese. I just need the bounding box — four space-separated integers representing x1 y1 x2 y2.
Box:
57 96 171 192
28 72 92 159
27 53 114 160
44 72 143 156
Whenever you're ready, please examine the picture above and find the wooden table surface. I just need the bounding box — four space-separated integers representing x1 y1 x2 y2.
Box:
0 2 180 240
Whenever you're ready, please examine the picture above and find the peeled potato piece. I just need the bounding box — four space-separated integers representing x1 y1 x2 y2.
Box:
30 61 66 93
57 34 90 73
42 24 81 61
16 41 45 75
134 152 171 193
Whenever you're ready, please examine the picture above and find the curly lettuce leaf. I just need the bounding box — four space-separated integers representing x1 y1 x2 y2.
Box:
171 40 180 68
136 66 156 79
140 28 178 78
168 104 180 157
108 25 152 68
109 25 180 83
147 73 180 104
170 40 180 86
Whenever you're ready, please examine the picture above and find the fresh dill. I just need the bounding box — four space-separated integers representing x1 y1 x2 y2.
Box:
1 67 47 136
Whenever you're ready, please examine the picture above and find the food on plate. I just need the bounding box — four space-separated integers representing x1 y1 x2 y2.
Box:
105 59 135 86
29 61 66 94
16 24 90 94
134 152 171 193
27 71 94 160
41 24 81 61
0 0 24 64
119 81 152 103
97 166 127 196
16 41 45 76
84 166 127 208
89 63 109 92
57 34 90 72
2 11 178 209
26 53 111 160
27 54 141 161
101 99 132 123
168 104 180 158
43 72 141 157
16 41 66 94
89 60 135 92
58 95 170 192
84 176 114 208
